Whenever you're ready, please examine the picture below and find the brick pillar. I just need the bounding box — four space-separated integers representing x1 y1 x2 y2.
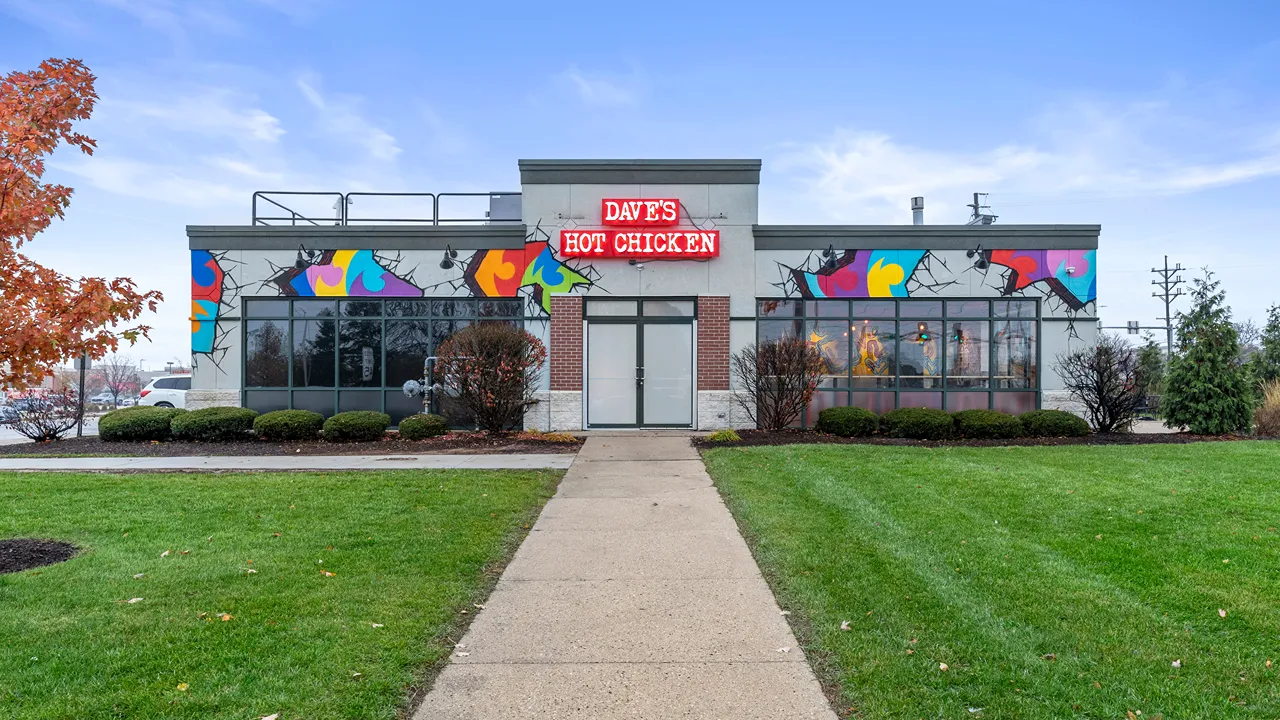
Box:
549 295 584 391
697 296 730 390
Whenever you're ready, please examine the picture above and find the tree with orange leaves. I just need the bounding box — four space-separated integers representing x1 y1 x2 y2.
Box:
0 58 162 389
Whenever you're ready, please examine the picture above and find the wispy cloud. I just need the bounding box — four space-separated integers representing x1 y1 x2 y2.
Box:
559 66 639 106
106 89 285 144
776 99 1280 223
296 74 400 162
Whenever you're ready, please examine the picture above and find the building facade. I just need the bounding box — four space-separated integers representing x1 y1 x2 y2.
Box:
188 159 1098 429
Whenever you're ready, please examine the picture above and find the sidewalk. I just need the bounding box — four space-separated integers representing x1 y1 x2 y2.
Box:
413 435 835 719
0 454 575 472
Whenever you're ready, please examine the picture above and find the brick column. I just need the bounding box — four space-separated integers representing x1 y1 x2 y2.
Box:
697 296 730 391
549 295 584 391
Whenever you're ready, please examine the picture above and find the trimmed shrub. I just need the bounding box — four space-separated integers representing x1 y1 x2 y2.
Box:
953 409 1022 439
171 406 258 442
398 413 449 441
706 429 743 443
254 409 325 441
99 406 187 442
879 407 954 440
815 406 878 437
1019 409 1091 438
323 411 391 442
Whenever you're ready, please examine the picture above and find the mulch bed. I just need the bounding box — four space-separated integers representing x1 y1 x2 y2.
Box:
0 433 582 458
695 429 1263 449
0 538 77 574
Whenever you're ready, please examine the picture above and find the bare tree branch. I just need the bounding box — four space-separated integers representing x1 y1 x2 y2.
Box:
731 337 823 430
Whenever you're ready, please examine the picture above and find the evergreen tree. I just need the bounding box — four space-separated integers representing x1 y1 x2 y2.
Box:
1162 271 1254 434
1246 304 1280 392
1136 333 1165 413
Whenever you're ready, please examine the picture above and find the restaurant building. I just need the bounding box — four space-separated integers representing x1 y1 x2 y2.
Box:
188 159 1099 429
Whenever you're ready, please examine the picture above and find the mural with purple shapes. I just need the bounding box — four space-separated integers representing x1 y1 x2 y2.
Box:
270 250 423 297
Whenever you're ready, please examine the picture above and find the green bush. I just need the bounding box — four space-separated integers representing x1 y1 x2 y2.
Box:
398 413 449 441
99 406 187 442
170 406 258 442
1019 409 1091 437
952 409 1023 439
323 411 391 442
706 429 742 443
815 406 878 437
879 407 954 440
254 409 325 441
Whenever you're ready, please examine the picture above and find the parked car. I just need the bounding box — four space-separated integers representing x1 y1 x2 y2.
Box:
138 376 191 409
88 392 116 405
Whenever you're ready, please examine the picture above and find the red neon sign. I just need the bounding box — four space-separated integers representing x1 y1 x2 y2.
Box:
560 229 720 259
601 198 679 226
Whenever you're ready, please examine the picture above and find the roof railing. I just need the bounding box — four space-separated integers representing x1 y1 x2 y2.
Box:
251 191 521 226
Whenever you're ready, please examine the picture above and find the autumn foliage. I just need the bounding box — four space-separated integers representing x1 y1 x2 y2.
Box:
435 323 547 433
1 58 162 388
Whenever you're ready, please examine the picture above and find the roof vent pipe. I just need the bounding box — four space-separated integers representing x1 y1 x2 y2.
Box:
911 197 924 225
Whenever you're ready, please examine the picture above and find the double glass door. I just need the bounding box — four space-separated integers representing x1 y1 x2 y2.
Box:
586 299 694 428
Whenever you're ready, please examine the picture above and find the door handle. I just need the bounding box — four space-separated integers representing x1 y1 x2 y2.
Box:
636 367 645 388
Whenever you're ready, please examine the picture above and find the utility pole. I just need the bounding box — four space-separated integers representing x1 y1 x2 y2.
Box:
1151 255 1185 363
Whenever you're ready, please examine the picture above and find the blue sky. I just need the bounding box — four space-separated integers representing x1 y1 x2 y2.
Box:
3 0 1279 367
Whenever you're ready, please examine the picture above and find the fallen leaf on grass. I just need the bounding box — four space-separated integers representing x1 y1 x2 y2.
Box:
474 604 485 610
1266 659 1273 668
1172 659 1181 668
127 597 143 604
779 610 791 616
351 671 362 678
840 620 851 631
176 683 188 691
320 570 336 577
939 663 949 671
906 649 915 655
160 550 170 558
1043 654 1056 662
260 715 279 720
179 550 190 556
133 573 144 579
1127 712 1137 720
1219 609 1228 618
219 613 233 622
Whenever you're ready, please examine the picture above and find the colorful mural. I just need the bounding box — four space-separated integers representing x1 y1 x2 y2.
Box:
790 250 927 298
778 247 1097 312
464 240 594 314
984 249 1096 310
270 250 423 297
191 249 224 354
853 323 891 377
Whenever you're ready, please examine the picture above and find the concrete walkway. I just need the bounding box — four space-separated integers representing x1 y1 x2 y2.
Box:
414 435 836 720
0 454 575 472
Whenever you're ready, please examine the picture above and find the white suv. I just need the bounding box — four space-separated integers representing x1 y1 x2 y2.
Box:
139 375 191 408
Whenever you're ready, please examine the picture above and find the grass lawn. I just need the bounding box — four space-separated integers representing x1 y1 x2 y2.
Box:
0 469 559 720
703 442 1280 719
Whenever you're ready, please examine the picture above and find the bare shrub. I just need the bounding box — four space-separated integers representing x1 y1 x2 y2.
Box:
435 323 547 434
731 337 824 431
10 389 83 442
1054 334 1145 433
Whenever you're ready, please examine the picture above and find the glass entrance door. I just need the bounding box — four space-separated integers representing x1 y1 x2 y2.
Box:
586 323 638 426
642 323 693 426
585 299 695 428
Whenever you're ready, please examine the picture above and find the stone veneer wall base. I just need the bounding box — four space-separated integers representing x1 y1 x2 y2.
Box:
1040 391 1087 419
184 389 241 410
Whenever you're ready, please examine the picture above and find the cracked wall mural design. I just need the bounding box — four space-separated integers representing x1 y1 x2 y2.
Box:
268 249 423 297
190 249 243 371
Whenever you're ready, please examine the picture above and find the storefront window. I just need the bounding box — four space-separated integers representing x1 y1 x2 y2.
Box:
899 320 942 388
755 297 1039 419
245 320 288 387
242 297 522 422
946 320 990 388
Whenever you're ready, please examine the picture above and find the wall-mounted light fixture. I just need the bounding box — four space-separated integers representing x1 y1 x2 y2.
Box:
294 244 310 269
820 244 838 272
965 244 990 270
439 245 459 270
